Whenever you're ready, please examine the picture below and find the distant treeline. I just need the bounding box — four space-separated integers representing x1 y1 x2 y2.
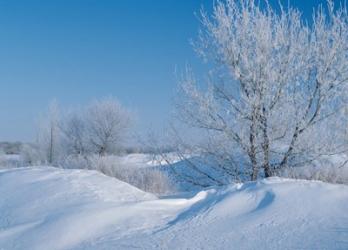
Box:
0 142 23 155
0 141 173 156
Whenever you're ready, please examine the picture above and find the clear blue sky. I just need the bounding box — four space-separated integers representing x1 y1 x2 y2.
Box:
0 0 335 141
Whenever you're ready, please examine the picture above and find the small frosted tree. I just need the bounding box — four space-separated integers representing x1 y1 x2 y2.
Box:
86 98 132 155
177 0 348 180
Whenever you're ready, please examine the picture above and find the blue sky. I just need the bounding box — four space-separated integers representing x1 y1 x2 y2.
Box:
0 0 335 141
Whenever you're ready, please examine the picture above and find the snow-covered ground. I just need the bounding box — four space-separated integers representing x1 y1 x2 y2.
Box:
1 167 347 250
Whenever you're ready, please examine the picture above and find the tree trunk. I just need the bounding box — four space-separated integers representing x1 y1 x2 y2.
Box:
250 110 258 181
49 123 54 164
261 107 271 177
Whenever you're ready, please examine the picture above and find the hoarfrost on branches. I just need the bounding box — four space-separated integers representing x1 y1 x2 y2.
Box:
177 0 348 180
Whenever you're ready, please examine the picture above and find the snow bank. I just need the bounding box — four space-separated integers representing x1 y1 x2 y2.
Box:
0 167 347 249
113 178 348 250
0 167 157 249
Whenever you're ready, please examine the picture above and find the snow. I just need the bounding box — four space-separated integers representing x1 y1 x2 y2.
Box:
1 167 348 250
108 153 182 169
0 154 23 169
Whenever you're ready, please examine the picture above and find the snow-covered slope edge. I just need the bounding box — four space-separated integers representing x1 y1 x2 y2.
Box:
0 167 205 250
1 167 347 250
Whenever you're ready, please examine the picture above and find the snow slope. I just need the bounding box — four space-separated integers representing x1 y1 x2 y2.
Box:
0 167 347 250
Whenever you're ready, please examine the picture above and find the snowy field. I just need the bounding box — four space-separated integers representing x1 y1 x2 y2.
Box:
1 166 347 250
1 0 348 249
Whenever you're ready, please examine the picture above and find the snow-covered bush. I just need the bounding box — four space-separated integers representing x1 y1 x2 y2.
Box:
59 154 90 170
20 144 45 166
60 154 174 194
279 155 348 184
0 154 24 169
89 156 173 194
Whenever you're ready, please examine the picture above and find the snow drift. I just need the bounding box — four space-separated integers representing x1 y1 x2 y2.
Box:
0 167 347 249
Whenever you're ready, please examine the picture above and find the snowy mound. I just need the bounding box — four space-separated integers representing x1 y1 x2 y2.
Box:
1 167 347 250
0 167 156 249
133 179 348 250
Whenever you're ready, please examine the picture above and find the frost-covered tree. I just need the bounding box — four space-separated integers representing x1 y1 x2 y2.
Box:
60 111 88 156
86 98 132 155
177 0 348 180
36 100 62 164
30 97 132 166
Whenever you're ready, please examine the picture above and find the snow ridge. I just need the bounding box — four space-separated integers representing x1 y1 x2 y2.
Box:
1 167 347 250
